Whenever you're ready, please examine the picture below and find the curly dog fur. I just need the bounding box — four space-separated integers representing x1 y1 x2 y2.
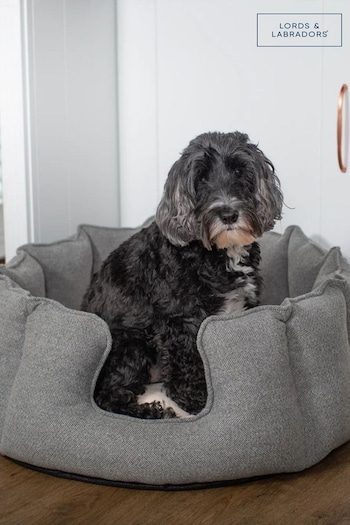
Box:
81 131 283 419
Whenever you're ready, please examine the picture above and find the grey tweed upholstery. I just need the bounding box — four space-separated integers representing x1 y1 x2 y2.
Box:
1 224 350 488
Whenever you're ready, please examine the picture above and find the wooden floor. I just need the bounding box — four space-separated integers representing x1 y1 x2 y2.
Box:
2 442 350 525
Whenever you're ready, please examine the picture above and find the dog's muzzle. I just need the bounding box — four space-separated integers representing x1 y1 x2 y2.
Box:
200 205 255 250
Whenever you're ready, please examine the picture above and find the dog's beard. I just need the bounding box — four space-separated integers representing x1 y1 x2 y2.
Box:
211 227 255 249
200 211 255 249
200 205 256 249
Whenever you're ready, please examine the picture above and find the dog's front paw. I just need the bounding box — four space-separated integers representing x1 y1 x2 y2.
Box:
163 407 177 419
137 384 193 419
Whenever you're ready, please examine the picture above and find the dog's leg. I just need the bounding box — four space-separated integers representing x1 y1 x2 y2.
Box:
95 335 176 419
161 334 208 416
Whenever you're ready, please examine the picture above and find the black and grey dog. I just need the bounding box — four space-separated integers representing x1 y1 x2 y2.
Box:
81 131 283 419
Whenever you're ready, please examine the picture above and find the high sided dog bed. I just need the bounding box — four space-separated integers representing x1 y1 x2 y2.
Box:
1 224 350 490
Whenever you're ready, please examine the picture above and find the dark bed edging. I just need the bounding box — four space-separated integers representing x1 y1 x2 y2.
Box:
6 456 273 492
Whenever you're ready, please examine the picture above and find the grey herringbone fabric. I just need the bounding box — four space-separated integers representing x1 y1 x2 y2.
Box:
1 225 350 487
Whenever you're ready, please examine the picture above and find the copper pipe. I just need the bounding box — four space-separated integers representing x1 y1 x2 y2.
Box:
337 84 348 173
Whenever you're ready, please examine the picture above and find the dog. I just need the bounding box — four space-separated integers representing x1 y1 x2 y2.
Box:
81 131 283 419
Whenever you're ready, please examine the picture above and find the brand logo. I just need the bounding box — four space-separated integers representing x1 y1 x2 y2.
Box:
257 13 342 47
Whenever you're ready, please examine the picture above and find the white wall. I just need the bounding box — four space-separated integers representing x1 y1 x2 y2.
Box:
116 0 325 231
116 0 350 262
0 0 31 259
0 0 120 259
26 0 120 243
117 0 159 226
1 0 349 259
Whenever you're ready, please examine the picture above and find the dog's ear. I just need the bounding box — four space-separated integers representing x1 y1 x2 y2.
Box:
156 155 198 246
254 149 283 232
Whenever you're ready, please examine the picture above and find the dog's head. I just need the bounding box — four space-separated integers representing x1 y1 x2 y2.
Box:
156 131 283 250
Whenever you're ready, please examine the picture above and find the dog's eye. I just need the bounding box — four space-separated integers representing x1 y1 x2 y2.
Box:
197 167 208 179
225 158 244 176
195 165 209 184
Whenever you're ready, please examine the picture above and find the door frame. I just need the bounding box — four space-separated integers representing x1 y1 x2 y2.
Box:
0 0 33 261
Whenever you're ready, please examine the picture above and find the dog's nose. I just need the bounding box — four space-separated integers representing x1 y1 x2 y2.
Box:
219 209 239 225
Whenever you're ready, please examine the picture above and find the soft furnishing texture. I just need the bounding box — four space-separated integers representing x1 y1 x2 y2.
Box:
1 224 350 489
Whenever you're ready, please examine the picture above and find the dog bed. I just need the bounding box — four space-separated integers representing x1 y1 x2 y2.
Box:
1 223 350 490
